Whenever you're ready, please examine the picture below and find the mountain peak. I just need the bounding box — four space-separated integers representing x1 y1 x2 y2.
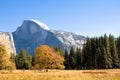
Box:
29 19 50 30
13 19 86 54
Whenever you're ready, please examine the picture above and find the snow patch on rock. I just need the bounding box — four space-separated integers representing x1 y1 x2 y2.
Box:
30 19 50 31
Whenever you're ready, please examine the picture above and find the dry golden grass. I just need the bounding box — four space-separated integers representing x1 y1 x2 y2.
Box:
0 69 120 80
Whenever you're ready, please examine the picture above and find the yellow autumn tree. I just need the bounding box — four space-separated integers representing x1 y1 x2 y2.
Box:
0 43 16 70
34 45 65 70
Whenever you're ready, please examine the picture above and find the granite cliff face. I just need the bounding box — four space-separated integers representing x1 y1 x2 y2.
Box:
13 20 63 54
13 19 86 55
0 32 16 55
51 30 86 49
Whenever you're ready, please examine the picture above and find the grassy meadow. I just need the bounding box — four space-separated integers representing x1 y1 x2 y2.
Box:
0 69 120 80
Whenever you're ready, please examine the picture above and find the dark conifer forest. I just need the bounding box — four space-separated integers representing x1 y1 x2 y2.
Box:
64 34 120 69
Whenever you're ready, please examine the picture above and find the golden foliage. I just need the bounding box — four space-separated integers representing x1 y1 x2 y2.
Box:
34 45 65 69
0 43 16 70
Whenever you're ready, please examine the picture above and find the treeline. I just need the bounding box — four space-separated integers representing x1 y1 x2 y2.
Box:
64 34 120 69
0 44 64 70
1 34 120 70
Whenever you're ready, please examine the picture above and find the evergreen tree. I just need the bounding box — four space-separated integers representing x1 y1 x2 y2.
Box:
81 35 120 69
31 56 34 67
55 45 64 56
76 48 82 69
95 38 102 69
103 34 112 68
15 49 32 69
109 35 120 68
69 46 76 69
95 47 102 69
64 49 70 69
82 38 92 69
91 38 97 68
102 47 108 68
116 36 120 61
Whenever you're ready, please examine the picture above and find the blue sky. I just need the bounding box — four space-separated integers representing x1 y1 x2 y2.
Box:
0 0 120 37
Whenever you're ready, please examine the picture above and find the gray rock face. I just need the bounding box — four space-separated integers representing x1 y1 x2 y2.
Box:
13 19 86 55
13 20 63 54
0 32 16 55
50 30 86 50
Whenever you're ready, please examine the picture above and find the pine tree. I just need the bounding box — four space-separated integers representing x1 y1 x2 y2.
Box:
109 35 120 68
116 36 120 61
76 48 82 69
95 47 102 69
102 47 108 68
82 35 120 69
64 49 70 69
94 38 101 69
82 38 92 69
55 45 64 56
103 34 112 68
69 46 76 69
91 38 97 68
15 49 32 69
98 36 106 68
